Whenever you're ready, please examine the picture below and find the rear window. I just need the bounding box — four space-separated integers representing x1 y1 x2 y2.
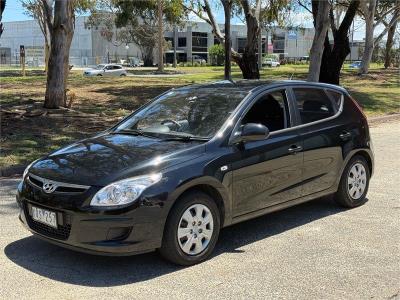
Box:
293 88 335 124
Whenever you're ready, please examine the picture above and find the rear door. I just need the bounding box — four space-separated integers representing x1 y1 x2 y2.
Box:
289 86 345 196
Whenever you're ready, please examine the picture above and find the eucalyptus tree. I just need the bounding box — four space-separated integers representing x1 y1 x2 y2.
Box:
359 0 400 74
184 0 291 79
22 0 95 108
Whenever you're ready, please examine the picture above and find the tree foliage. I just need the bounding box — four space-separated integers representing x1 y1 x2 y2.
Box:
209 44 225 66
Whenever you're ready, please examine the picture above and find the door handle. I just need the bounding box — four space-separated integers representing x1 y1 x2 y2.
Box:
339 131 352 140
288 145 302 154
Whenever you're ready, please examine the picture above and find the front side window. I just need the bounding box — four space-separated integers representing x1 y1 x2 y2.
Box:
242 90 290 132
115 89 249 138
293 88 335 124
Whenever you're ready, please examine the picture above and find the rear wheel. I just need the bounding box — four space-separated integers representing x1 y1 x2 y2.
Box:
335 155 370 208
159 191 220 265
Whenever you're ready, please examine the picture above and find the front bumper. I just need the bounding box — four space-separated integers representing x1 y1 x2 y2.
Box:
16 183 166 256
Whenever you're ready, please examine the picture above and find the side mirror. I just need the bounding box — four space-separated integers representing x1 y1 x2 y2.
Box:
232 123 270 144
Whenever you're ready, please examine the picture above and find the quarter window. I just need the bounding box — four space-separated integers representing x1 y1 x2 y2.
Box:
293 88 335 124
325 90 343 110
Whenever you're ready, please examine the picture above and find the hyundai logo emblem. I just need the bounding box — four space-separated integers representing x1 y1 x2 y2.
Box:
42 181 57 193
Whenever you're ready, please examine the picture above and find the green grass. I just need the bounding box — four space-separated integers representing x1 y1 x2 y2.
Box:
1 64 399 169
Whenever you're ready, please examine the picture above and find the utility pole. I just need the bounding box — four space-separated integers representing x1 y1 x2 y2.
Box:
222 0 231 81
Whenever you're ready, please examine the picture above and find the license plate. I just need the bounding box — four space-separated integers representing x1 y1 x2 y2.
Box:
31 206 57 228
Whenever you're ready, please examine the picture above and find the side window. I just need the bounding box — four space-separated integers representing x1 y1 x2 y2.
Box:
105 65 113 70
114 65 122 70
293 88 335 124
242 90 290 132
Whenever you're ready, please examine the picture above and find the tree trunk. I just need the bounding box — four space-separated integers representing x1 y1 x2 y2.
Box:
308 0 331 82
359 0 377 75
384 20 397 68
222 0 231 80
233 51 259 79
44 42 50 72
319 0 360 84
0 0 5 38
44 0 74 108
157 0 164 72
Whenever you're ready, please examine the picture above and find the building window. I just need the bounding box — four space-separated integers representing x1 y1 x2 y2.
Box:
192 32 208 52
272 33 285 53
178 37 186 47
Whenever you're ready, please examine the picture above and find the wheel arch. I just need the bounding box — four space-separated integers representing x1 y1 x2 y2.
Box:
167 177 231 228
336 148 374 189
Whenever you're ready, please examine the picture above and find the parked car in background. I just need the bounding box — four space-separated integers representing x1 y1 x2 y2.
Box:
349 61 362 69
129 57 144 67
17 80 373 266
264 58 280 67
83 64 127 77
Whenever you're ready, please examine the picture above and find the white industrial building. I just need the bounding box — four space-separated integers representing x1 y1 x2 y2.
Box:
0 16 364 67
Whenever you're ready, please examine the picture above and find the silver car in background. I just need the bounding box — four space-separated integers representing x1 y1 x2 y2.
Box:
83 64 128 77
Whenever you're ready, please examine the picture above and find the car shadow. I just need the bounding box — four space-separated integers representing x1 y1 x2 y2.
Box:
5 196 350 287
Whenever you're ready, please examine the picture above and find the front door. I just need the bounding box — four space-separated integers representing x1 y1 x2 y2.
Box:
230 89 304 217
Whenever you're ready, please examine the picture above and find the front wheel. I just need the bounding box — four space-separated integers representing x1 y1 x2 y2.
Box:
335 155 370 208
159 191 220 265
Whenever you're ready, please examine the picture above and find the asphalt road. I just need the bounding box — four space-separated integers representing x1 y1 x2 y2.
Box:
1 121 399 300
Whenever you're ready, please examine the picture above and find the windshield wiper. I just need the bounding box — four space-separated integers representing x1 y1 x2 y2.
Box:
110 129 158 139
161 136 209 142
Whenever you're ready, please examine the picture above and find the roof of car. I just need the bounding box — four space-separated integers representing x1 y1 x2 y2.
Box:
175 80 347 94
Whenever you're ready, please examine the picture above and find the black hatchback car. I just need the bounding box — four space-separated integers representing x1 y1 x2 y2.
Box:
17 80 374 265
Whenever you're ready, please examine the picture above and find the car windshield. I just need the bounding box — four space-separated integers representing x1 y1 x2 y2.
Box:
96 64 106 69
114 88 249 139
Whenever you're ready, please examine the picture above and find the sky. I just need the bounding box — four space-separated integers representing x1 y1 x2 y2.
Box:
2 0 369 40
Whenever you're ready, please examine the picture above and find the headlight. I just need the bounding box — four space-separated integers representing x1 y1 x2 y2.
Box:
90 173 162 207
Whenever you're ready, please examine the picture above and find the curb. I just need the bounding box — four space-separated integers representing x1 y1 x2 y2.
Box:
1 113 399 178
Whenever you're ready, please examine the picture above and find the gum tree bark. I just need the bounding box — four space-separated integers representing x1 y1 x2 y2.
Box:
157 0 164 72
222 0 232 80
384 20 398 68
307 0 331 82
359 0 377 75
44 0 75 108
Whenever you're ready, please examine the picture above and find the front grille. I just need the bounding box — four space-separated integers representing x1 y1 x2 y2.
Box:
24 204 71 240
27 174 90 194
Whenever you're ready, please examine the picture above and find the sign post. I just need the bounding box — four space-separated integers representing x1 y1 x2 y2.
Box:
20 45 25 76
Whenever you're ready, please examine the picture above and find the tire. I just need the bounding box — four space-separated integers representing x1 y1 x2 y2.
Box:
159 191 220 266
97 74 102 76
334 155 370 208
120 73 127 76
